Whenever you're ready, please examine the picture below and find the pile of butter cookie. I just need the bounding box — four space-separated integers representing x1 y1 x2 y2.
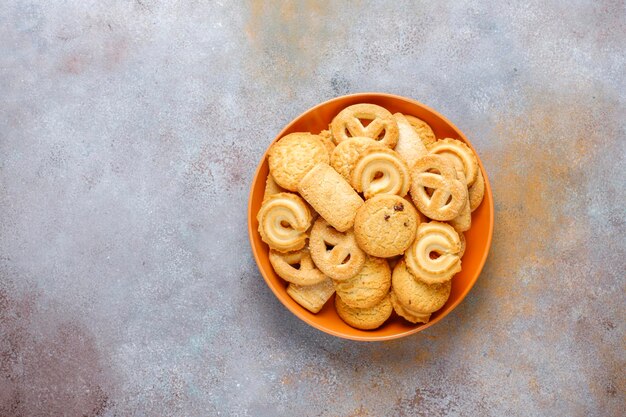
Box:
257 103 484 330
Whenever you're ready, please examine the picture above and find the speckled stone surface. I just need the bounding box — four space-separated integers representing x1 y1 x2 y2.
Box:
1 1 624 416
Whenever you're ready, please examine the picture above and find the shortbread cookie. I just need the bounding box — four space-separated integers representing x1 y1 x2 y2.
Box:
351 147 411 199
269 247 327 286
309 217 366 281
427 138 478 187
405 221 462 284
410 154 467 221
354 195 418 257
393 113 428 168
334 256 391 308
448 171 471 233
391 260 451 314
298 162 363 232
404 115 436 147
263 174 285 202
330 137 384 184
390 291 431 324
331 104 399 148
268 132 329 191
469 168 485 211
287 278 335 314
257 192 312 252
335 293 392 330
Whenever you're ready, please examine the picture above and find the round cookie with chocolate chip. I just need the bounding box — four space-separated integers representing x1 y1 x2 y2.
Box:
353 194 419 258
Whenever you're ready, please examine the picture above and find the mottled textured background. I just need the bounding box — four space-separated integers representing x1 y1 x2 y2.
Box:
1 1 624 416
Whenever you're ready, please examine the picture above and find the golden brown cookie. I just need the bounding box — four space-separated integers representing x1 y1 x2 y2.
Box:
334 256 391 308
317 129 336 154
393 113 428 168
319 128 336 145
287 278 335 314
257 192 312 252
448 171 471 233
427 138 479 187
268 132 329 191
335 293 392 330
404 115 436 147
298 162 364 232
353 195 418 257
269 247 327 286
390 291 431 324
330 137 384 184
391 260 451 314
469 168 485 211
405 221 462 284
410 154 467 221
263 174 286 202
309 217 366 281
331 103 399 148
459 232 466 258
351 147 411 199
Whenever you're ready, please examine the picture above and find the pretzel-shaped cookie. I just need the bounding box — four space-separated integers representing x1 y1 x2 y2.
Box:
410 154 467 221
269 247 327 286
309 217 366 281
257 192 312 252
405 221 461 284
427 138 478 187
351 147 411 198
331 104 399 148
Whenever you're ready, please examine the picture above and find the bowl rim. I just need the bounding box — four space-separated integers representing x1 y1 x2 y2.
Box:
247 92 494 341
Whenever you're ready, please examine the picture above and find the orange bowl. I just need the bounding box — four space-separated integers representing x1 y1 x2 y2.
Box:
248 93 493 341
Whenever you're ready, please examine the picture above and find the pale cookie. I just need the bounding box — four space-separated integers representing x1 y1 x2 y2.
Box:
351 147 411 199
404 115 436 147
263 174 285 202
427 138 479 187
405 221 461 285
268 132 329 191
334 256 391 309
298 162 363 232
393 113 428 168
390 291 431 324
354 195 418 258
335 293 392 330
287 278 335 314
448 170 471 233
317 129 336 154
257 192 312 252
469 168 485 211
410 154 467 221
309 217 366 281
391 260 451 314
269 247 327 286
331 103 399 148
330 137 384 184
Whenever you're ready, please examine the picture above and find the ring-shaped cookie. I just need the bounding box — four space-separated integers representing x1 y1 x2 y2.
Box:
269 247 327 286
405 221 461 285
427 138 478 187
257 192 312 252
351 147 410 198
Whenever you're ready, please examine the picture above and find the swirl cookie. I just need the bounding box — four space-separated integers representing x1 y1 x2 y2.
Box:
393 113 428 169
469 168 485 211
257 192 312 252
391 260 451 315
352 147 411 199
287 278 335 314
390 292 431 324
404 115 436 147
298 162 363 232
268 132 329 191
334 256 391 309
427 138 479 187
330 137 385 184
335 293 393 330
354 195 419 258
309 217 366 281
269 247 327 286
410 154 467 221
331 104 399 148
405 221 462 284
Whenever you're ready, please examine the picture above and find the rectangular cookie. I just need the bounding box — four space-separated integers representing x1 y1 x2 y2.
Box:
298 162 363 232
286 278 335 314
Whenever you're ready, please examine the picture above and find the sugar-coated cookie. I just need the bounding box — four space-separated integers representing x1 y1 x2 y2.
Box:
334 256 391 308
335 293 392 330
330 137 384 184
390 291 431 324
331 104 399 148
404 115 436 147
393 113 428 168
405 221 461 284
268 132 329 191
287 278 335 314
351 147 411 199
354 195 418 258
269 247 327 286
298 162 363 232
391 260 451 314
257 192 312 252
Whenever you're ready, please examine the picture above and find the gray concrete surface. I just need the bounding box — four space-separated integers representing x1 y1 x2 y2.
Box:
1 1 624 416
